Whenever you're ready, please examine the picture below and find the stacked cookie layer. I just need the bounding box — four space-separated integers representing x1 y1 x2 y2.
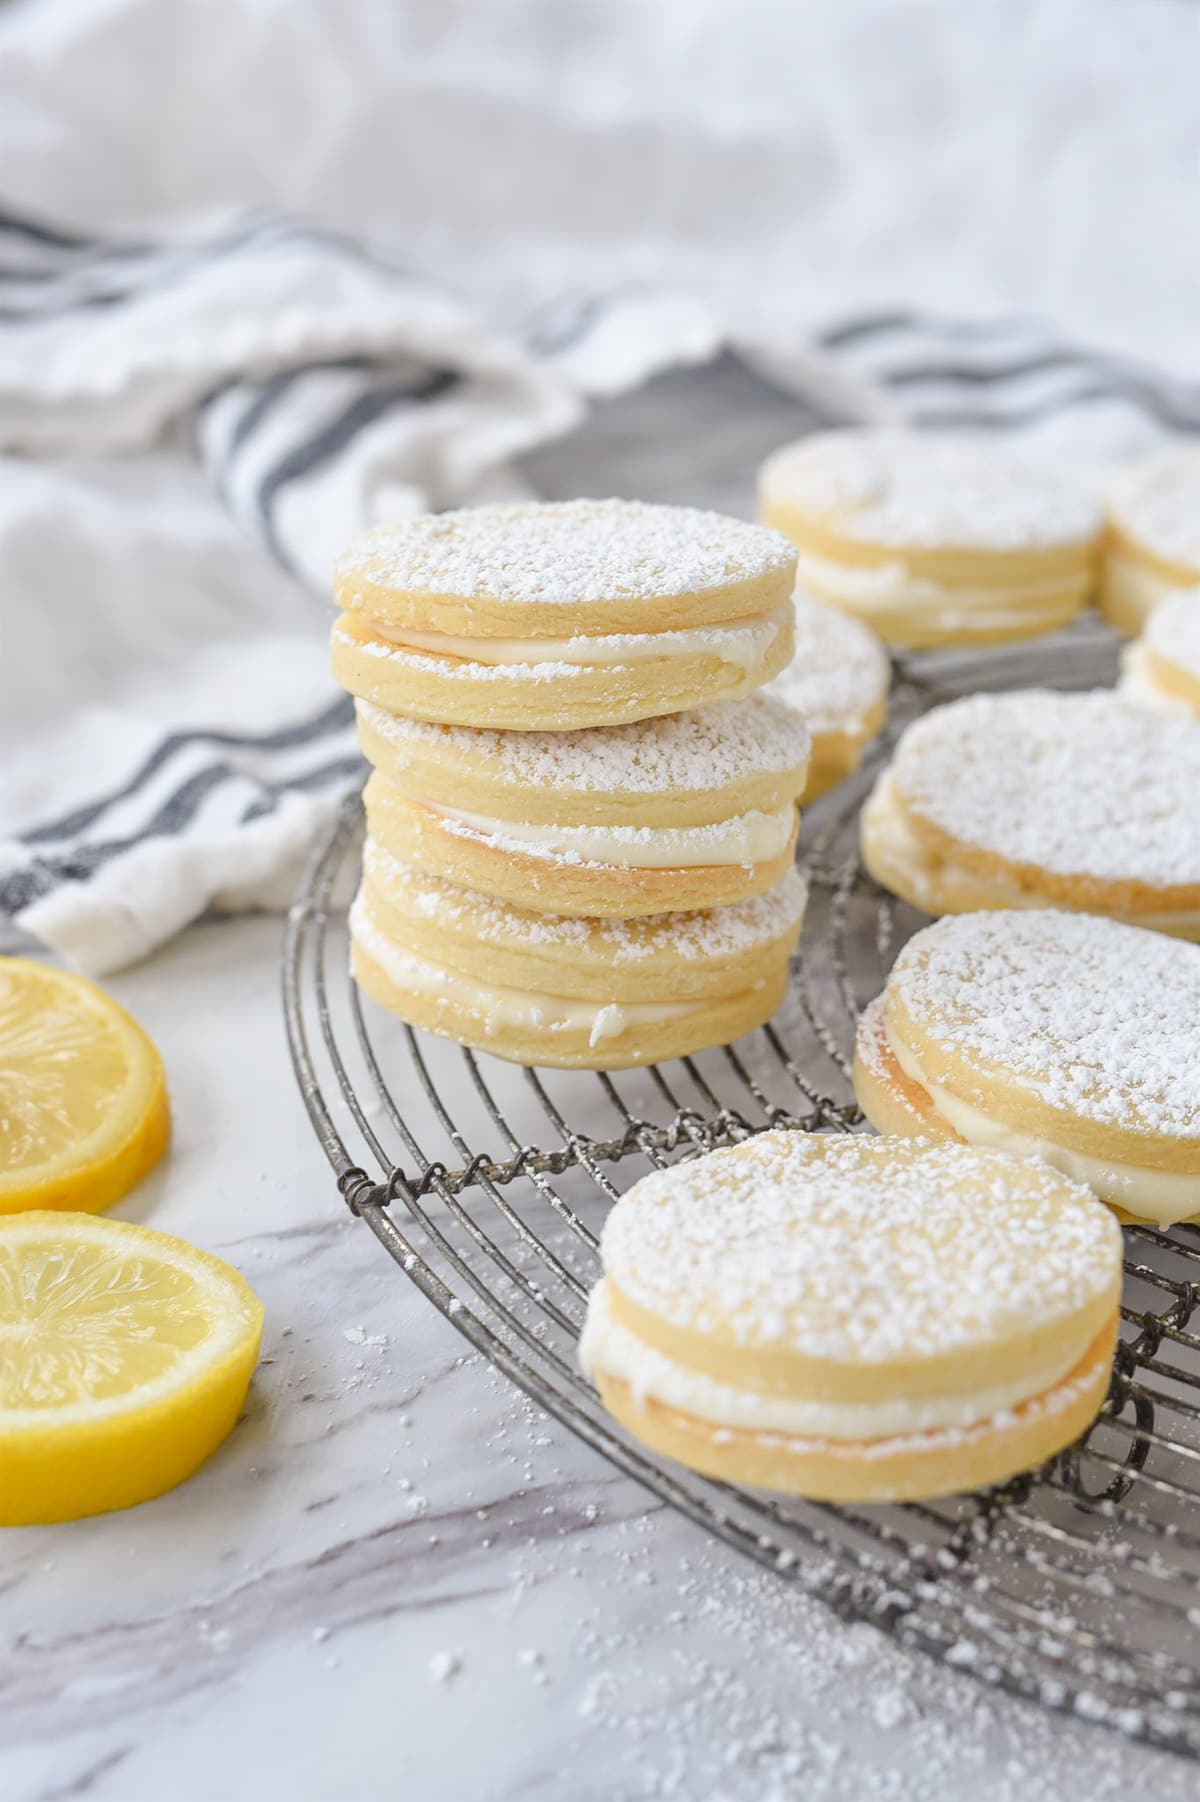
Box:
331 499 811 1068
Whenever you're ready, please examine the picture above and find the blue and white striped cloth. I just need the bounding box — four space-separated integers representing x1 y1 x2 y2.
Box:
1 205 1195 971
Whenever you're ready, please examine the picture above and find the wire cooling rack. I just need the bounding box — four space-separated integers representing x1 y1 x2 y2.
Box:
284 619 1200 1759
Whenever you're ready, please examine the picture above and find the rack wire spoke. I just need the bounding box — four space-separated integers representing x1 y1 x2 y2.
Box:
283 617 1200 1762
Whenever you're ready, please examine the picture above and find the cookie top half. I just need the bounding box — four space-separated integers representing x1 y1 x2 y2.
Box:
885 909 1200 1158
1107 450 1200 578
600 1130 1120 1390
759 430 1100 560
886 689 1200 898
335 498 798 637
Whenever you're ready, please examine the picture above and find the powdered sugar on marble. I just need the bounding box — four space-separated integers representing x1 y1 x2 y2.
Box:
892 690 1200 889
891 909 1200 1139
759 430 1100 550
337 498 796 607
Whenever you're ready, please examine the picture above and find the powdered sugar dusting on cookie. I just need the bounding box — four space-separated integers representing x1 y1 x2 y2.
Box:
889 910 1200 1140
760 430 1100 551
1108 450 1200 570
892 690 1200 890
337 499 796 608
768 598 890 734
1145 587 1200 678
357 696 811 796
600 1132 1119 1361
363 843 808 961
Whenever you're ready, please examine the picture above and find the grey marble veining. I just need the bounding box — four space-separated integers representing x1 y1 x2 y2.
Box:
1 916 1196 1802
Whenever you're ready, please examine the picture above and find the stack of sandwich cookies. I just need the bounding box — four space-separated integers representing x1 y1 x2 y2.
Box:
1100 449 1200 636
767 596 889 800
333 499 798 731
1119 588 1200 719
861 689 1200 937
758 430 1100 648
357 696 810 917
333 498 811 1068
581 1131 1121 1502
352 848 808 1069
854 910 1200 1226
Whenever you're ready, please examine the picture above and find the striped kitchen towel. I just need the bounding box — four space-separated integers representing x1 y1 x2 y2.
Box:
1 205 1195 972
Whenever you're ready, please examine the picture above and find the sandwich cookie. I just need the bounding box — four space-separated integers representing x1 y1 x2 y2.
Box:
854 909 1200 1226
358 694 811 917
758 430 1099 648
350 849 807 1069
861 690 1200 938
1119 588 1200 720
581 1131 1120 1501
1101 449 1200 636
332 499 797 731
767 597 889 800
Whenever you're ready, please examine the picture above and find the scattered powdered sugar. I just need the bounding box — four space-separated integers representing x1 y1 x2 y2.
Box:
336 498 796 608
767 597 890 733
357 695 810 796
890 910 1200 1139
892 689 1200 888
600 1131 1118 1361
1107 449 1200 570
759 430 1101 550
363 842 807 961
1145 586 1200 677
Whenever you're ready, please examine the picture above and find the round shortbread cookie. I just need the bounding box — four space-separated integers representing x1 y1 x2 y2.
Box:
853 909 1200 1225
1101 450 1200 636
359 842 808 1004
767 597 889 799
1119 587 1200 720
757 430 1099 649
332 499 798 730
349 864 802 1071
861 689 1200 937
581 1131 1120 1501
358 695 810 918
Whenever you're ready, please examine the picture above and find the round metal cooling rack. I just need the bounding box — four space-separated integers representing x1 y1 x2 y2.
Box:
284 619 1200 1760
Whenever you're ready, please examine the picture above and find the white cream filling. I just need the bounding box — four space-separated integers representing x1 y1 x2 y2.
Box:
370 607 787 671
351 900 696 1047
580 1280 1080 1438
792 547 1074 628
431 802 796 869
1118 642 1198 719
886 1024 1200 1226
863 770 1200 933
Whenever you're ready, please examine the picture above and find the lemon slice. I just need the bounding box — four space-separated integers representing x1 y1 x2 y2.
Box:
0 958 170 1215
0 1212 264 1523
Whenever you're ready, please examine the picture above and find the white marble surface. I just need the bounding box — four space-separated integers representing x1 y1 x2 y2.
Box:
0 913 1195 1802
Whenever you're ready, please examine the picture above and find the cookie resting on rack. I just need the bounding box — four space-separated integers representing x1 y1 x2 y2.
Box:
1100 449 1200 636
331 499 797 731
757 429 1099 649
1119 587 1200 720
766 596 889 800
357 693 810 918
350 850 807 1070
580 1131 1120 1502
860 689 1200 938
853 909 1200 1226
